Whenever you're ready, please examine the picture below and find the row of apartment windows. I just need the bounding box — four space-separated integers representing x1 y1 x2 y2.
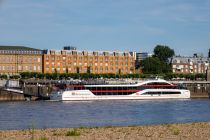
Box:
46 60 131 64
173 64 209 69
46 67 130 72
46 62 131 66
46 56 132 61
173 68 206 73
0 57 41 63
0 50 42 54
0 65 41 71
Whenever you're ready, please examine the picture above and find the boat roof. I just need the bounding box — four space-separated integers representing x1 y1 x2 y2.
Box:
81 79 173 87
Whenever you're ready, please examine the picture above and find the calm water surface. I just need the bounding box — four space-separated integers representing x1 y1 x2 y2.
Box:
0 99 210 130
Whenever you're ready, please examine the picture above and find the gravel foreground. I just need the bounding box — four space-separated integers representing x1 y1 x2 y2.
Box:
1 122 210 140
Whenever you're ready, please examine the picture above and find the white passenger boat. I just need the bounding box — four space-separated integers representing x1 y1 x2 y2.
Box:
49 79 190 101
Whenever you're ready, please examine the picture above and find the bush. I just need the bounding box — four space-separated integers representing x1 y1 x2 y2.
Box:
65 129 80 136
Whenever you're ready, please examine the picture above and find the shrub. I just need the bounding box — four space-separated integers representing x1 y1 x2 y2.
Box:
65 129 80 136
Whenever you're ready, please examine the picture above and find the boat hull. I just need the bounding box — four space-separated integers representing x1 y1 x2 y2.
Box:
50 89 190 101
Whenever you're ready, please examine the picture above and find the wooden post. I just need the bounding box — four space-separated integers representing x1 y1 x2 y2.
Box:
207 69 210 81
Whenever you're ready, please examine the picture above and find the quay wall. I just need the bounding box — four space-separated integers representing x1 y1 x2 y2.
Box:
0 88 25 101
23 85 52 97
171 81 210 98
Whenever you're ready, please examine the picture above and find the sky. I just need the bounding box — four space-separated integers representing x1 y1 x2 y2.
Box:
0 0 210 56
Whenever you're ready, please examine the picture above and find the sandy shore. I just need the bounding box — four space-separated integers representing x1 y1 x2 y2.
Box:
1 122 210 140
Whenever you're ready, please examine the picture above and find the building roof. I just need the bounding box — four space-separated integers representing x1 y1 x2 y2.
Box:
44 49 133 57
171 56 210 64
0 46 40 51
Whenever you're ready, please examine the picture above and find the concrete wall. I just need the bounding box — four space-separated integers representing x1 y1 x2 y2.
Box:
0 80 6 87
0 89 25 101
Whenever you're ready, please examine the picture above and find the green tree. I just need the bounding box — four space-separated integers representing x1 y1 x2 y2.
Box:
66 67 69 73
140 57 172 74
76 67 80 74
153 45 175 62
87 66 91 74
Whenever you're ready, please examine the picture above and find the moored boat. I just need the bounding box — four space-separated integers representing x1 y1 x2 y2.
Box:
49 79 190 101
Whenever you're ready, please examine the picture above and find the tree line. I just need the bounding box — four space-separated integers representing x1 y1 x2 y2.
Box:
0 72 203 81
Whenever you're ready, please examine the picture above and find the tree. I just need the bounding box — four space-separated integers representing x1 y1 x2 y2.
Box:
66 67 69 73
87 66 91 74
76 67 80 74
153 45 175 62
140 57 172 74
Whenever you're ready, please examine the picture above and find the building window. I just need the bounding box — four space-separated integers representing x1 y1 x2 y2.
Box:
18 65 21 71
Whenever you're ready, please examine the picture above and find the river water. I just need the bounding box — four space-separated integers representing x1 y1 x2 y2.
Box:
0 99 210 130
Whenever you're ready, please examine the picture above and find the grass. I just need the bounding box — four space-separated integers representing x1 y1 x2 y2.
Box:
164 124 180 135
53 132 62 136
38 137 48 140
171 127 180 135
65 129 80 136
104 126 113 128
29 121 36 140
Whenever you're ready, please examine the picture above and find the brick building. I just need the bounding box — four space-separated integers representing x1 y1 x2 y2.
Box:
43 48 135 74
171 55 210 74
0 46 43 75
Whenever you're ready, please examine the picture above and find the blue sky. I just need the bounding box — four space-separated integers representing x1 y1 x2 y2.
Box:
0 0 210 56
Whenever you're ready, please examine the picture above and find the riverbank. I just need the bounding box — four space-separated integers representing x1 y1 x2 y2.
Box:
1 122 210 140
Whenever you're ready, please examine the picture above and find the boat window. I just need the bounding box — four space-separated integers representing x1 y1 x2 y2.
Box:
145 82 171 85
113 87 118 90
162 92 181 94
137 86 145 90
97 87 102 90
143 91 181 95
101 87 107 90
108 87 113 90
118 87 123 90
122 87 128 90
